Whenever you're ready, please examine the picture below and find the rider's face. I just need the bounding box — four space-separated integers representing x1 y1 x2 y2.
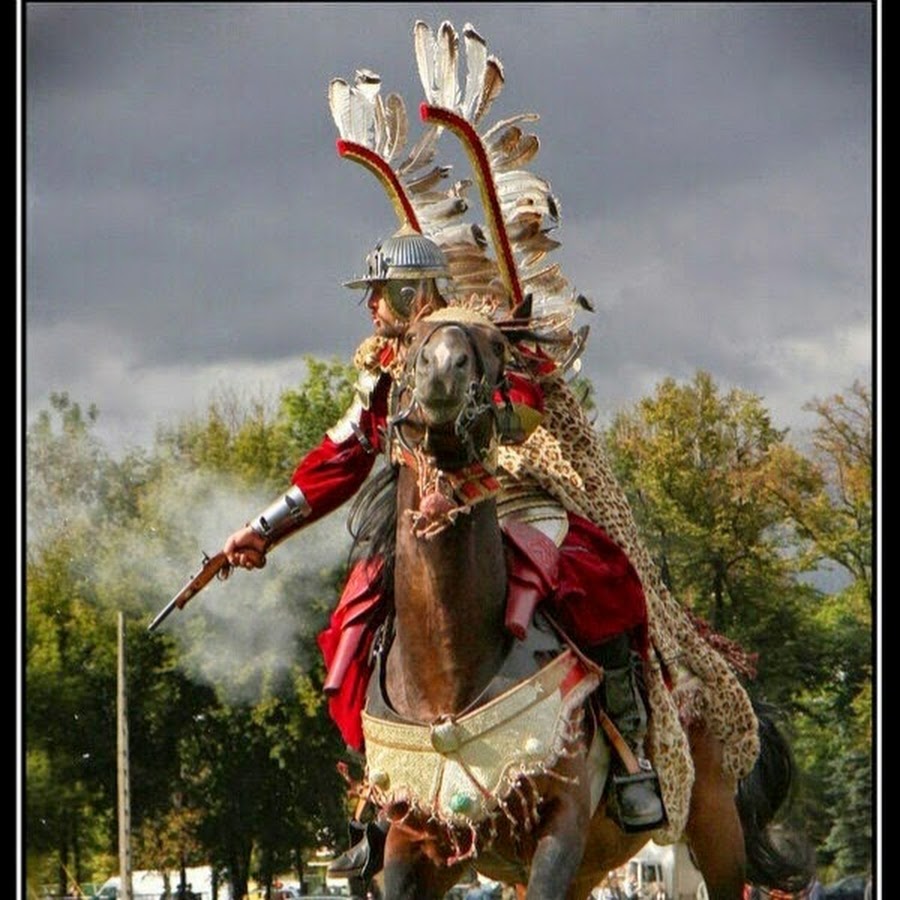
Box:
366 286 400 335
366 281 417 337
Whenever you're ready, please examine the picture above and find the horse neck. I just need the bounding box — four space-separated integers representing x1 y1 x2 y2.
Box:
389 464 509 719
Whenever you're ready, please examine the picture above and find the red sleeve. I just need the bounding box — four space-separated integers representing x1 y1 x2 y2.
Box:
290 437 377 523
289 373 390 524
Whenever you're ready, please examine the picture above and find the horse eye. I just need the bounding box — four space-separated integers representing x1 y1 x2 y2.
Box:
404 331 416 346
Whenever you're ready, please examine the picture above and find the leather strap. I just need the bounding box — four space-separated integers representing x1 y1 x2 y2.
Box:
596 708 641 775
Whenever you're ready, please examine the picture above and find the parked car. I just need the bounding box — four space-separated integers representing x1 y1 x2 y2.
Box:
822 875 868 900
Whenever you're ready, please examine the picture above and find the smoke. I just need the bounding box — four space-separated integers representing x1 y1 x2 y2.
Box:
136 468 355 704
27 446 356 705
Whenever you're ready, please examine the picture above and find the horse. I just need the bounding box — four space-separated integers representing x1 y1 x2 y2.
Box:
349 309 812 900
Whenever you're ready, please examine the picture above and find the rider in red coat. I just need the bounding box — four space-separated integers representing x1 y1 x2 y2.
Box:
222 230 665 879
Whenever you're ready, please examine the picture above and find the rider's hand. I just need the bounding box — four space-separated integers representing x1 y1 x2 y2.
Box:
224 526 268 570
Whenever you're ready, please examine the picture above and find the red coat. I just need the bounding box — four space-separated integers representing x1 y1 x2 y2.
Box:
291 368 648 751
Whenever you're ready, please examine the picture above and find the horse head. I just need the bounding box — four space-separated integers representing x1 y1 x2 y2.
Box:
389 308 510 476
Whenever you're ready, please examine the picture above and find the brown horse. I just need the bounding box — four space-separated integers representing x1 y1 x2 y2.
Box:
348 311 812 900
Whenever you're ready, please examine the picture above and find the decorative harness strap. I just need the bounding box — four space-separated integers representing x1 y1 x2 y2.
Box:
392 443 502 540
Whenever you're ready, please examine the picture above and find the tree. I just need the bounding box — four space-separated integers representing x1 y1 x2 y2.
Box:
24 363 358 896
25 395 139 893
759 383 873 877
764 381 872 599
25 394 221 894
25 539 119 895
604 372 873 879
156 357 356 489
142 358 359 894
606 372 801 634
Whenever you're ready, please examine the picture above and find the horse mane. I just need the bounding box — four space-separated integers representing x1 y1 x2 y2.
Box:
346 460 399 597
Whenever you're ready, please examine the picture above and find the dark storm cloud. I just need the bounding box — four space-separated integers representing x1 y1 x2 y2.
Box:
23 3 874 450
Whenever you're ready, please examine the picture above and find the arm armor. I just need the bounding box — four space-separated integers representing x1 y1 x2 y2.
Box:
249 485 312 545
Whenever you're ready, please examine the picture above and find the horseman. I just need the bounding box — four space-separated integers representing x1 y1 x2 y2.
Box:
222 226 667 879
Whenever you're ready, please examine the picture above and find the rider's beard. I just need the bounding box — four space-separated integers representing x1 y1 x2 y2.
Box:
377 321 407 339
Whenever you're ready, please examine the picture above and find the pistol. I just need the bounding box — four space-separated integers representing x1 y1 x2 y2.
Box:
147 551 232 632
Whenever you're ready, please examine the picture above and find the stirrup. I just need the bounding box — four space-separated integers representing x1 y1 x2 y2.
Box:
611 766 667 834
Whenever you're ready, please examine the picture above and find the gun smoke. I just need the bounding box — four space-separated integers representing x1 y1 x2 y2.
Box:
26 448 355 706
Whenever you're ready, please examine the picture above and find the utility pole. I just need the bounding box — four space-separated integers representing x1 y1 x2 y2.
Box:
118 611 134 900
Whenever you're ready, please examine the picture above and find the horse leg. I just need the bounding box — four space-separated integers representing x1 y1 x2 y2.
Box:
381 825 462 900
525 758 592 900
684 720 747 900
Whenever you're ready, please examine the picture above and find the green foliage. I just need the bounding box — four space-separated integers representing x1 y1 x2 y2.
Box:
279 357 357 454
605 371 793 629
567 375 598 419
25 363 358 897
820 747 873 876
766 381 872 596
25 366 873 890
25 543 118 884
154 357 356 490
25 395 155 890
604 371 873 877
775 388 873 880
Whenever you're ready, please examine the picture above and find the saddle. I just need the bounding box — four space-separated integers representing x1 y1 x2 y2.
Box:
361 609 608 863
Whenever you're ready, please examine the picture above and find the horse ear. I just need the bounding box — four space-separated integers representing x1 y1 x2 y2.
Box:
512 292 533 320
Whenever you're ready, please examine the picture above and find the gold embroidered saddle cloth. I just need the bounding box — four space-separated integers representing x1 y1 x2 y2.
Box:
361 631 605 828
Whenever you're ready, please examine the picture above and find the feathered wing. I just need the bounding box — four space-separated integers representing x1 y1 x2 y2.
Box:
327 62 469 243
411 20 589 372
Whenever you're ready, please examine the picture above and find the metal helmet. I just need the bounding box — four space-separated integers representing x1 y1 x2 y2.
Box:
344 228 449 290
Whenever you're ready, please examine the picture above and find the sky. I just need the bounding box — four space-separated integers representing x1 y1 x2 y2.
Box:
21 2 876 455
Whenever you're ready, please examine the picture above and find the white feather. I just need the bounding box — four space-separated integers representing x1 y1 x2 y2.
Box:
461 24 488 123
473 56 504 124
482 113 540 145
493 133 540 172
502 195 557 221
415 195 469 224
382 93 408 163
372 93 388 157
354 68 381 103
405 165 454 195
328 78 352 139
398 125 440 177
495 170 552 200
487 123 522 159
431 222 489 248
505 217 543 243
516 233 562 269
413 20 436 102
446 257 501 280
437 21 460 110
349 87 373 146
521 263 568 296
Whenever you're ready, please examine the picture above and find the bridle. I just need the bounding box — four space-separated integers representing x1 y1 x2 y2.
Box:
387 319 510 470
387 318 511 539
